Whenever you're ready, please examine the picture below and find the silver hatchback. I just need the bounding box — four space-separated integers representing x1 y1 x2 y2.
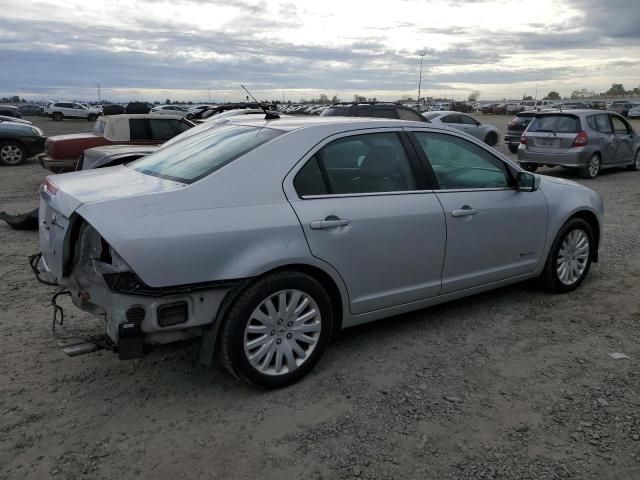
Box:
518 110 640 178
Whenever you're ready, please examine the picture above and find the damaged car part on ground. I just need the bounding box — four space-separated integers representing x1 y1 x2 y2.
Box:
34 116 604 389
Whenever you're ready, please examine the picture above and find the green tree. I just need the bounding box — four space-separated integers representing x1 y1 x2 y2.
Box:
353 94 367 102
468 90 480 101
606 83 626 96
331 95 340 103
544 91 561 100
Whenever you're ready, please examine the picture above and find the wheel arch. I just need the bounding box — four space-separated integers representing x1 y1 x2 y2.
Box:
198 262 347 366
570 210 600 262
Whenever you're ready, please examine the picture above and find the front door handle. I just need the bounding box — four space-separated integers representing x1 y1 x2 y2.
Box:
310 218 350 230
451 207 479 217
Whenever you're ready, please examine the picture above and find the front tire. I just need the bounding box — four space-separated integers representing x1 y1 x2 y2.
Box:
627 150 640 171
508 144 519 154
219 271 333 389
52 112 63 121
0 141 27 166
540 218 594 293
87 114 97 121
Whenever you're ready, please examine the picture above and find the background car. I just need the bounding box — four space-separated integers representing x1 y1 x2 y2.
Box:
491 103 507 115
35 117 604 388
481 103 499 114
18 104 44 116
0 121 45 166
628 105 640 119
150 105 189 116
320 102 427 122
78 144 160 170
40 114 194 172
0 105 22 118
45 102 102 121
504 112 536 153
0 115 32 125
422 111 500 145
518 110 640 178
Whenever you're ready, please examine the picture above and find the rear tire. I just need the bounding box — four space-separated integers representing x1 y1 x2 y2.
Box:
627 150 640 171
540 218 594 293
508 144 519 154
219 270 333 389
87 114 97 121
580 153 600 179
0 141 27 166
52 112 63 121
484 132 498 146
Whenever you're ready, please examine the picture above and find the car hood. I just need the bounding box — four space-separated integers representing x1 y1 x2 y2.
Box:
46 166 186 217
538 175 582 189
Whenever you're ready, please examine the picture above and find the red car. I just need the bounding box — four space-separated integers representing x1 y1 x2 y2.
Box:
39 114 194 172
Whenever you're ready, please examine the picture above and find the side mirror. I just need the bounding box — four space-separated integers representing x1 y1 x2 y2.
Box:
517 171 540 192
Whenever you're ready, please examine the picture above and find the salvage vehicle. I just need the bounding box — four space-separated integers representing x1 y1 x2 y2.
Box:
34 116 604 388
518 110 640 178
39 114 194 172
18 104 44 116
0 121 45 166
422 111 499 146
77 144 160 170
44 102 102 121
0 105 22 118
321 102 427 122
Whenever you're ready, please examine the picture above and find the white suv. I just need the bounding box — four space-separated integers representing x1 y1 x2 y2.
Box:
45 102 102 121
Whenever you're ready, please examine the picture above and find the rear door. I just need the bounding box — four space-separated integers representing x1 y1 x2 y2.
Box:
590 114 616 163
610 114 635 163
408 129 548 293
284 129 446 314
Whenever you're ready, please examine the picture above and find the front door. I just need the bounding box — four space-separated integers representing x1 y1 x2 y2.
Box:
285 130 446 314
610 115 635 163
409 129 549 294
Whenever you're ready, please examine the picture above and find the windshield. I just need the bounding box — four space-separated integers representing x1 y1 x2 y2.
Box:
424 113 441 121
129 125 284 183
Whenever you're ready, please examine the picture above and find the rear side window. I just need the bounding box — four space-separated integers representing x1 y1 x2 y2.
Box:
92 120 106 136
130 125 283 183
397 108 424 122
442 114 462 124
367 108 399 119
528 115 579 133
129 119 150 141
293 132 416 196
149 119 190 141
424 113 440 121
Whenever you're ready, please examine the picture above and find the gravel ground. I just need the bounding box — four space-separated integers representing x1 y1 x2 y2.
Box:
1 115 640 480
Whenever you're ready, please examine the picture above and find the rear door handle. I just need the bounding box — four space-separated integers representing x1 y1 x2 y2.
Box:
451 207 479 217
310 219 350 230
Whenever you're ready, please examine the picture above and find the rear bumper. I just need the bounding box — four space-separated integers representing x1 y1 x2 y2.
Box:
517 146 590 167
38 154 77 172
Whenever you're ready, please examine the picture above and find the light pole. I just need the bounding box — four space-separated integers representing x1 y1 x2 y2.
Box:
535 78 539 101
417 51 425 107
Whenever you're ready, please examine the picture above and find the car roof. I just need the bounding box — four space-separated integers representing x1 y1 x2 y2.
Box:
99 114 185 121
230 116 437 132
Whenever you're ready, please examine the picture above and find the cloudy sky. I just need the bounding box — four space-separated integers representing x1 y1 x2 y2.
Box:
1 0 638 102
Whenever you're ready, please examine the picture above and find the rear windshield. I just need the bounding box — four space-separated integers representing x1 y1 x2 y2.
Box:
321 106 352 117
424 112 441 121
528 115 580 134
129 125 284 183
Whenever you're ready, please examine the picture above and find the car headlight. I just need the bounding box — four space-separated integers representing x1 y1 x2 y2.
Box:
31 127 45 136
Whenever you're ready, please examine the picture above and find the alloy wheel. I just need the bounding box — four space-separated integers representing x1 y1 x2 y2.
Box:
588 155 600 178
556 229 590 286
243 289 322 376
0 145 24 165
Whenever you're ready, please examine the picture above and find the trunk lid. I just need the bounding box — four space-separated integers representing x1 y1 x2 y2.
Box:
38 167 186 281
46 133 110 160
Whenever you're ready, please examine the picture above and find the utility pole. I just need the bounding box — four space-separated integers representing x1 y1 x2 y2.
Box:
97 83 101 102
208 88 211 103
417 51 425 106
534 78 539 101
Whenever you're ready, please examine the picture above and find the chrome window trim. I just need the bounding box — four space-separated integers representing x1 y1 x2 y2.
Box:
299 189 435 200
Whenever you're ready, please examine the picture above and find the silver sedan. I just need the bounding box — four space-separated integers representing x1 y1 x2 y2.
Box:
35 117 604 388
423 111 500 146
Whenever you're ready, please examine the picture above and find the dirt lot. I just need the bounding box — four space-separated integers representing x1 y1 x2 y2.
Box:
1 115 640 480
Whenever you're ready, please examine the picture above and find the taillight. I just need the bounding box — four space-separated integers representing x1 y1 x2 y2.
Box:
42 177 59 196
572 130 588 147
520 134 527 145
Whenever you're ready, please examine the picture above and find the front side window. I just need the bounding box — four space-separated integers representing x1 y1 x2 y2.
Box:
461 115 478 126
367 108 400 120
130 125 283 183
413 132 510 190
293 132 416 196
611 116 630 135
